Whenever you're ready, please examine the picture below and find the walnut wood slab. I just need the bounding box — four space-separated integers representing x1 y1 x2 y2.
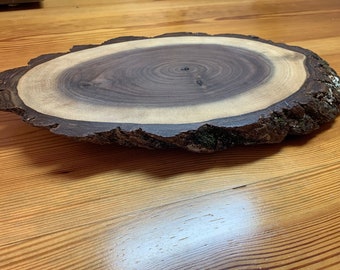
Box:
0 33 339 152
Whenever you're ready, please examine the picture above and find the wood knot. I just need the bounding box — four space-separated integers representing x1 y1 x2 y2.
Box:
196 79 204 86
181 66 190 71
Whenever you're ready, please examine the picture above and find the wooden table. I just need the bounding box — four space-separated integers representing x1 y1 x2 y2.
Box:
0 1 339 269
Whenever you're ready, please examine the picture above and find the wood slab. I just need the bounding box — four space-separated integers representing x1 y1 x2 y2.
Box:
0 33 339 152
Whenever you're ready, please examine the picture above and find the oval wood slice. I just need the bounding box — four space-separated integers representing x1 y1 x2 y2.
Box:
0 33 339 152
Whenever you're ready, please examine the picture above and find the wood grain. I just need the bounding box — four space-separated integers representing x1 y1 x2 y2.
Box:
0 0 340 269
1 33 339 152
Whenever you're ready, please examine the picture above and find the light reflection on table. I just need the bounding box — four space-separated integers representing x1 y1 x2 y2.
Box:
111 192 258 269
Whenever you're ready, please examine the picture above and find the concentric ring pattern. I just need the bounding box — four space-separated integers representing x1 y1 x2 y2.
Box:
17 36 307 124
59 45 272 107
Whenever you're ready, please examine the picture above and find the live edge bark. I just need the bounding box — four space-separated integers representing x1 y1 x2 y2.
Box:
0 33 339 152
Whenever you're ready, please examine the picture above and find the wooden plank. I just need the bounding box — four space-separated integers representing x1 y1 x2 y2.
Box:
0 114 339 245
0 166 339 269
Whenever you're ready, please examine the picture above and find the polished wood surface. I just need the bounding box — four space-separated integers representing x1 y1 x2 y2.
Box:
0 0 339 269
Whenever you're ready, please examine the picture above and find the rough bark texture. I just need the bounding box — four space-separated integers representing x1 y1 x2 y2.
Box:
0 32 339 152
